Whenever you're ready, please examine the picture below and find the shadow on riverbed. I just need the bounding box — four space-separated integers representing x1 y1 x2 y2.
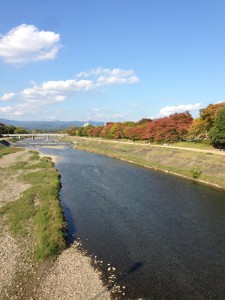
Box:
91 261 145 300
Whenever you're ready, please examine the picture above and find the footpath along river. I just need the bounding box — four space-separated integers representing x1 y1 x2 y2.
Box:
18 140 225 299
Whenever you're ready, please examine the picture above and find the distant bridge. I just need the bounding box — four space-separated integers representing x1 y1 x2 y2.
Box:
2 133 68 140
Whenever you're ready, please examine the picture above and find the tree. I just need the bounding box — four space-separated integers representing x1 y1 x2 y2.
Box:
188 118 206 140
14 127 28 134
108 123 125 139
137 118 152 125
87 126 103 137
199 102 225 133
123 121 136 127
77 127 84 136
124 126 144 140
82 124 94 136
0 123 5 135
143 112 193 143
67 127 79 136
99 123 115 138
4 125 16 134
209 107 225 147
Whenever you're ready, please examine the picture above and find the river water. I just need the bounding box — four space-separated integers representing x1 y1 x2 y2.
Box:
17 141 225 299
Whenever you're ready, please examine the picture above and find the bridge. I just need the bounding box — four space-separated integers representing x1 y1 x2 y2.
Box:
2 133 68 140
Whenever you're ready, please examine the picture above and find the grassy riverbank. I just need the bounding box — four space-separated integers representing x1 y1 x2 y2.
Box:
0 149 66 260
67 137 225 190
0 146 66 298
0 142 22 158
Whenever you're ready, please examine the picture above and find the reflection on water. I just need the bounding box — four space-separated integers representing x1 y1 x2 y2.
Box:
17 140 225 299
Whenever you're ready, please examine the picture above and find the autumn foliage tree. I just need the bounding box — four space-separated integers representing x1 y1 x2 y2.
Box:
99 123 115 138
87 126 103 137
143 112 193 142
199 102 225 133
107 123 125 139
66 127 79 136
124 126 145 140
188 118 206 140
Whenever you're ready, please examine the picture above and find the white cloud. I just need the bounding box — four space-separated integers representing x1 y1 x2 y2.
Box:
76 67 106 78
0 68 139 118
41 79 94 91
0 106 13 113
0 24 61 65
158 103 202 117
87 106 126 122
76 67 139 85
88 112 124 122
0 92 15 101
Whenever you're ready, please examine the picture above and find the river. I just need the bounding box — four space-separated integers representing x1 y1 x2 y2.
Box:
16 140 225 299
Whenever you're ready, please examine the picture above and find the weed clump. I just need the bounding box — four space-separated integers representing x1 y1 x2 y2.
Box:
190 168 202 179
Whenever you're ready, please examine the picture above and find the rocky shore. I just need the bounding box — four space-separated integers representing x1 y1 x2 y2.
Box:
36 242 111 300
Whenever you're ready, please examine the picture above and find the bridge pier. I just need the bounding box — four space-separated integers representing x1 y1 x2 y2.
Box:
47 135 49 140
32 135 34 140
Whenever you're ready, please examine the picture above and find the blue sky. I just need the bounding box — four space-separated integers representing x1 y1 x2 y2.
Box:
0 0 224 122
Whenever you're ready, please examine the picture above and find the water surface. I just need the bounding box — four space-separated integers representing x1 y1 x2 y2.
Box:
20 141 225 299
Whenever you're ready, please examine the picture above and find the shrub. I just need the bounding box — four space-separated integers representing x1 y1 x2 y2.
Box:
190 168 202 179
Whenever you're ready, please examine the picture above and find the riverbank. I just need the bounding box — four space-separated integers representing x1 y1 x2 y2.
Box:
67 137 225 190
0 145 111 299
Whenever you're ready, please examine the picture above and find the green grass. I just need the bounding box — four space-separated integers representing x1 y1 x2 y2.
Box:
0 144 23 157
0 151 66 261
171 140 213 150
9 137 20 143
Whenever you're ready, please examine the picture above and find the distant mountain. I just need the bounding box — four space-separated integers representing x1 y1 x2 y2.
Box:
0 118 104 131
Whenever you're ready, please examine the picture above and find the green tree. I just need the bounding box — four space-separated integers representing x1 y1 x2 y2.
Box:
209 107 225 147
83 124 94 136
77 127 84 136
14 127 28 134
137 118 152 125
0 123 5 135
5 125 16 134
66 127 79 136
199 102 225 133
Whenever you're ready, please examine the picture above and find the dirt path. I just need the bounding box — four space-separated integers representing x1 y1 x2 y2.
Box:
78 137 225 156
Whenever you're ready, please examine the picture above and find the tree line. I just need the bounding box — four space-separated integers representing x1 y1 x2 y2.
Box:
0 123 28 135
0 124 58 135
66 102 225 147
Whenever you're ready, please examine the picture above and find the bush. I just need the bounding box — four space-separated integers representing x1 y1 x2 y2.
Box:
190 168 202 179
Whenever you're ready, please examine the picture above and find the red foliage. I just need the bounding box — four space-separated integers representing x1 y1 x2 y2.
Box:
87 126 103 137
124 126 144 140
143 112 193 142
99 123 115 138
76 112 193 143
